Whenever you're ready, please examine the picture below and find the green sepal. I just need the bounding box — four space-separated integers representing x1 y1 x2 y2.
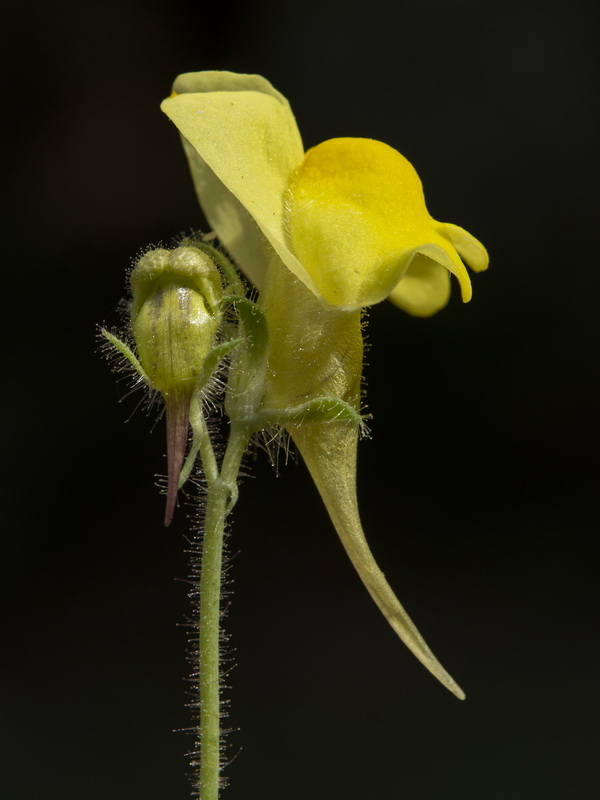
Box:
222 296 269 423
197 337 244 397
258 396 364 428
177 338 244 489
221 295 268 375
101 328 153 387
178 394 204 489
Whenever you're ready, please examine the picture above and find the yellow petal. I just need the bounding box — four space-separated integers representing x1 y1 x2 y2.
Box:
389 254 452 317
286 137 476 311
445 223 489 273
161 71 306 290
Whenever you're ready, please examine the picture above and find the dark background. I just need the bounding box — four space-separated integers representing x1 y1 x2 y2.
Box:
3 0 599 798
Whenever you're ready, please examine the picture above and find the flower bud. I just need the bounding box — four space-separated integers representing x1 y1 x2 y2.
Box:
130 245 223 525
130 245 222 398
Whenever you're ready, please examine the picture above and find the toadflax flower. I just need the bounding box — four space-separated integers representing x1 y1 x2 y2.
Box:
161 71 488 698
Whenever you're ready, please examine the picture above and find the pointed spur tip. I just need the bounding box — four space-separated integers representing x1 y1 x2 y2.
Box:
422 654 465 700
398 634 466 700
447 678 466 701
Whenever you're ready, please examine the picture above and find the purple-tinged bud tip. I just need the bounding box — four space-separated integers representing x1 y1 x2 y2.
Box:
164 397 191 526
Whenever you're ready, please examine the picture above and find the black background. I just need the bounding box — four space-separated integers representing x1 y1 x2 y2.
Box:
3 1 599 798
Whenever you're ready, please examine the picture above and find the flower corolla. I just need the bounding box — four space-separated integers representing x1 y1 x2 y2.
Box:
161 71 487 316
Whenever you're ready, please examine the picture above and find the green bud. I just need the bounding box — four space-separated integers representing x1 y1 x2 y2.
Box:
129 245 223 526
130 245 223 399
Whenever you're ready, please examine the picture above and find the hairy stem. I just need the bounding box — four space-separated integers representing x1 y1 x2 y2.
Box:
197 421 250 799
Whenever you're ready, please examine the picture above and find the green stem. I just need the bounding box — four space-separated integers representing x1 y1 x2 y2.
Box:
197 420 250 799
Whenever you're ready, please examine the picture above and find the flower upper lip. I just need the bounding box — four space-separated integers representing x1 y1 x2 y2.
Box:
162 70 488 317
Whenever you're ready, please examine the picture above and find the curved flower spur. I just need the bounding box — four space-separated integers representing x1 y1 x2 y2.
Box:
161 72 488 700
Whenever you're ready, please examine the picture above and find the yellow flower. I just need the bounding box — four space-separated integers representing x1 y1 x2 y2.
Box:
162 71 488 699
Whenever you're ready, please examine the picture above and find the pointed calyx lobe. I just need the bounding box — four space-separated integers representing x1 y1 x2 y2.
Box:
129 245 223 525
